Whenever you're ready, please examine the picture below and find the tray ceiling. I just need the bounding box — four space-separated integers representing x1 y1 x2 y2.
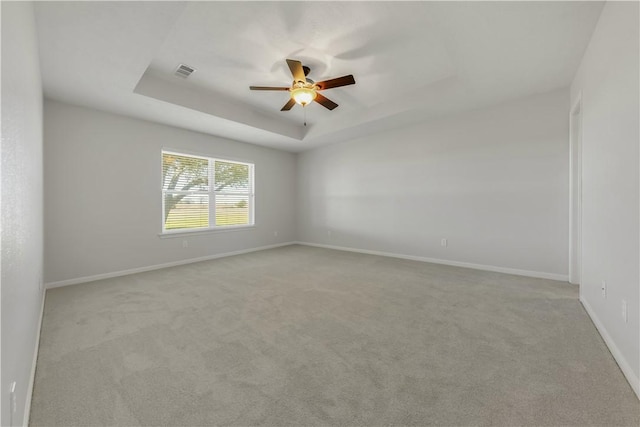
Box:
34 1 604 152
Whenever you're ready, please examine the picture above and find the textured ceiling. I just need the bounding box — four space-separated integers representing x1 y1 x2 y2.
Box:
34 1 604 152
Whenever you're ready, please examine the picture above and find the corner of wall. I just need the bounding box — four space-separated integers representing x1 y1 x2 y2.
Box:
1 2 45 425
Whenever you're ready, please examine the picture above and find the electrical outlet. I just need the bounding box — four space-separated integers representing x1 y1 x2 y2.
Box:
182 240 188 248
601 281 607 298
441 238 448 247
273 230 278 237
327 230 332 237
622 300 628 323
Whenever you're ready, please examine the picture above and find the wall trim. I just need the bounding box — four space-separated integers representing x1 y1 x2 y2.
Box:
23 290 46 426
580 296 640 400
45 242 295 289
296 241 569 282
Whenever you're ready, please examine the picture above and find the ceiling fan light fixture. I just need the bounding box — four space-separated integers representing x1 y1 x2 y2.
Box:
291 86 317 106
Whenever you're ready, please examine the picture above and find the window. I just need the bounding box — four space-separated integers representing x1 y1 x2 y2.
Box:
162 151 254 232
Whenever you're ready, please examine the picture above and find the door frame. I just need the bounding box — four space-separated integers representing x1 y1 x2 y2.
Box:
569 94 583 286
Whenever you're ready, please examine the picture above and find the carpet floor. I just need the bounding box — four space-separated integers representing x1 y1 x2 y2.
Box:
30 245 639 426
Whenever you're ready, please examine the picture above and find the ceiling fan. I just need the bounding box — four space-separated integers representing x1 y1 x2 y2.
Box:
250 59 355 111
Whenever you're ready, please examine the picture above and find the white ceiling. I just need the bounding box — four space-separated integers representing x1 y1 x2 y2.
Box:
34 1 604 152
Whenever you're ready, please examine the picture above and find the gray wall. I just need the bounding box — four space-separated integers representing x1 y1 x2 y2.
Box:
571 1 639 396
1 2 44 426
44 100 297 284
297 89 569 278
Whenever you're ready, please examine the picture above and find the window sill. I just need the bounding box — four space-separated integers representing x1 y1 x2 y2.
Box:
158 225 256 239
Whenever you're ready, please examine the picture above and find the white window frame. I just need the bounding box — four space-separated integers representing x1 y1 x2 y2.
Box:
161 150 255 235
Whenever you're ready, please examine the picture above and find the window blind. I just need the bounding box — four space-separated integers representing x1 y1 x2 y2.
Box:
162 152 254 232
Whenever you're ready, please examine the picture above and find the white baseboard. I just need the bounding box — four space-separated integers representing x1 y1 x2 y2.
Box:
295 241 569 282
45 242 296 289
24 289 46 426
580 296 640 400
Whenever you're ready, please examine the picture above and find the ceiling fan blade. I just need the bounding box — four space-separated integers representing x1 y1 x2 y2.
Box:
286 59 306 84
281 98 296 111
315 75 356 91
250 86 290 91
314 93 338 110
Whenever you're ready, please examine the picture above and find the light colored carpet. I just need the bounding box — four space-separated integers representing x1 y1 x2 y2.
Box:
30 245 639 426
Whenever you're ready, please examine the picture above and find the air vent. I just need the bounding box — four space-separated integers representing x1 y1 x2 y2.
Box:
174 64 195 78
